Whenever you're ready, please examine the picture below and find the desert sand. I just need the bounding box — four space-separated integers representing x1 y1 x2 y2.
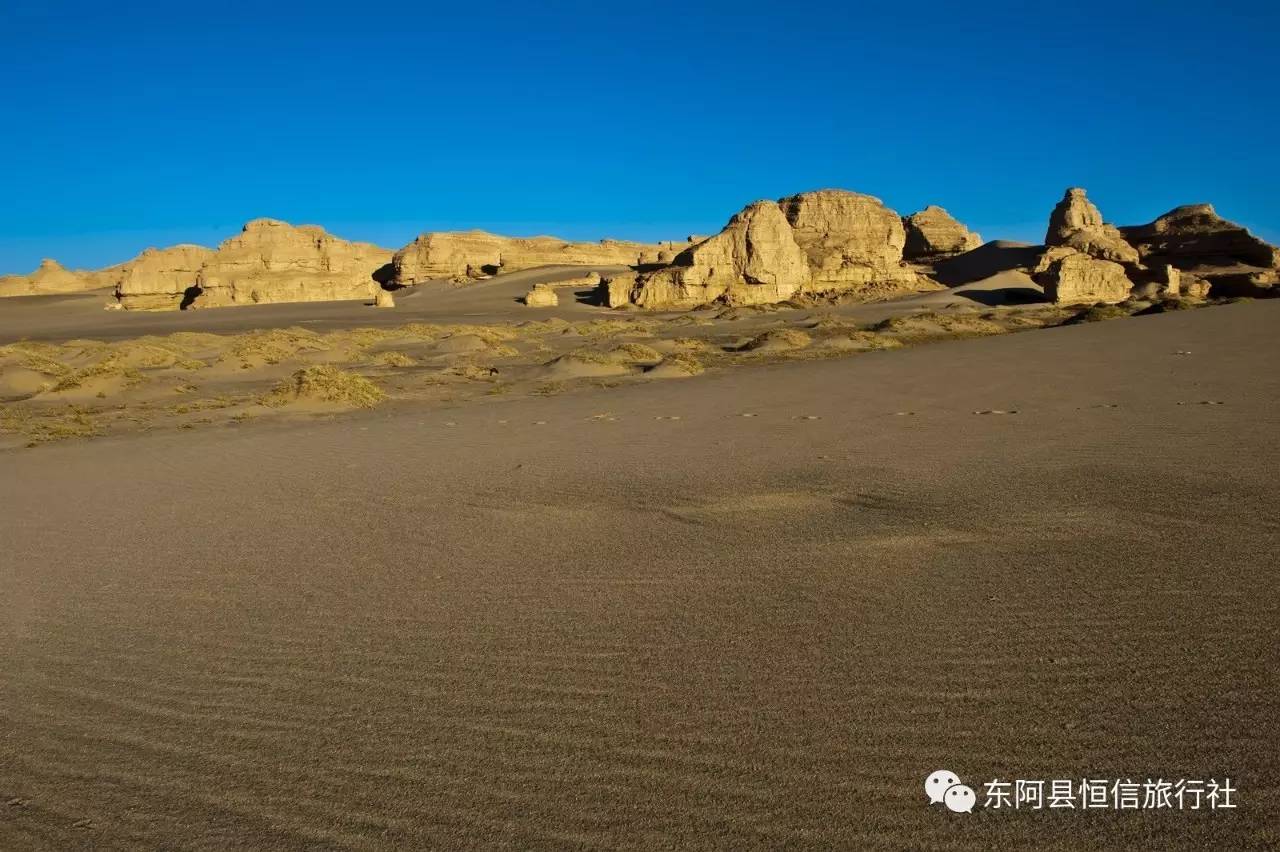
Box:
2 295 1278 848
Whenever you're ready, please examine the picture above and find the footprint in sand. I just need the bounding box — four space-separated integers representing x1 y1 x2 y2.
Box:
974 409 1018 415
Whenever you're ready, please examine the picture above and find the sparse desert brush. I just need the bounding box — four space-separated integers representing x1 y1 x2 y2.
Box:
651 353 705 376
666 337 715 353
741 328 812 352
808 316 854 331
514 317 571 336
338 327 410 347
50 360 145 392
872 312 1004 339
394 323 446 341
552 348 614 366
445 363 499 380
572 318 655 338
437 324 518 344
610 342 664 363
265 365 385 408
532 381 566 396
162 331 229 351
373 350 416 367
0 342 74 378
1136 298 1197 315
1061 303 1133 324
227 327 325 365
842 331 903 351
1 404 101 444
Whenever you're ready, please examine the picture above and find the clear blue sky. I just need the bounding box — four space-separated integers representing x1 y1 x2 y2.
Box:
2 0 1277 273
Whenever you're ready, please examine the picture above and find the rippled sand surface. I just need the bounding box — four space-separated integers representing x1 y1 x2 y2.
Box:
2 302 1277 849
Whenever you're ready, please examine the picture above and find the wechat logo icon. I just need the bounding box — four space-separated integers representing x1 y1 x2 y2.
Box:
926 769 976 813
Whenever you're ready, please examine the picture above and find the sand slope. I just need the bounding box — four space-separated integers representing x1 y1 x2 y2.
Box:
1 302 1278 849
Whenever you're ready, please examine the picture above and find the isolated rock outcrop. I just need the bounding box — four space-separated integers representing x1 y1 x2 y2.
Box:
1034 248 1133 305
523 284 559 307
1120 204 1280 271
111 245 215 310
903 206 983 258
391 231 678 284
621 189 926 309
1044 188 1140 265
192 219 392 309
0 259 102 297
778 190 916 290
628 201 812 308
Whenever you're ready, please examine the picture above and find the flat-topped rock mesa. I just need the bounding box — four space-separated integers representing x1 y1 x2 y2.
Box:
903 206 983 259
610 189 932 309
109 245 216 310
1044 187 1140 265
111 219 392 311
391 231 682 285
0 259 111 297
193 219 392 309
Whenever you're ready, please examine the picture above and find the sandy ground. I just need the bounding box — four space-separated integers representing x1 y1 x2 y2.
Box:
1 299 1277 849
0 265 1069 449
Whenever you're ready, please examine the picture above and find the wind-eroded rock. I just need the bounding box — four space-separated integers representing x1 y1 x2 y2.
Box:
523 284 559 307
1034 249 1132 305
903 206 983 258
1120 204 1280 271
110 220 392 310
1045 187 1140 265
0 259 105 297
111 246 215 310
391 231 678 284
620 189 926 309
627 201 811 308
193 219 391 309
779 190 915 290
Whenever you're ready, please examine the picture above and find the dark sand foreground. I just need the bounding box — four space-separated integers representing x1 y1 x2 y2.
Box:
2 302 1278 849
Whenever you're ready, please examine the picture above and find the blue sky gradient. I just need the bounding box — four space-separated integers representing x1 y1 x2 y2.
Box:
2 0 1277 273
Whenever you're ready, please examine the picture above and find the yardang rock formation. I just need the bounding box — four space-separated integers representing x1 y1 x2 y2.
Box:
114 219 393 311
903 206 983 259
0 259 107 297
607 189 937 309
391 231 680 285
